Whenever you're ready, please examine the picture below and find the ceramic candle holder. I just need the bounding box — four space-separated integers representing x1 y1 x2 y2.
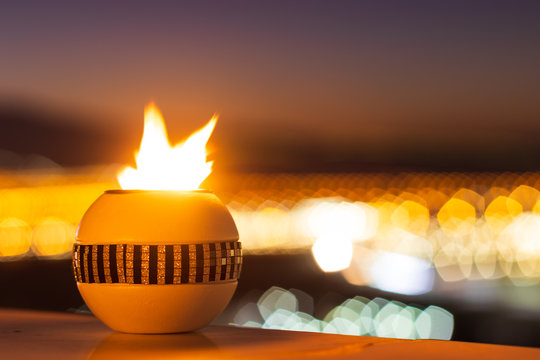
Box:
73 190 241 334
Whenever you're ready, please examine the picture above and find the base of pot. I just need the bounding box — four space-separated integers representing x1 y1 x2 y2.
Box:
78 281 237 334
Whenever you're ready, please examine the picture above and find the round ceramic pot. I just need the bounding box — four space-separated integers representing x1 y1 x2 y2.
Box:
73 190 241 334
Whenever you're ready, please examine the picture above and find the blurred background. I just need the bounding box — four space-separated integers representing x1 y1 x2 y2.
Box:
1 0 540 347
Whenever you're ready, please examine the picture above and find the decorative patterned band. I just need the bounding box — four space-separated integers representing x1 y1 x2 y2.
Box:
73 241 242 285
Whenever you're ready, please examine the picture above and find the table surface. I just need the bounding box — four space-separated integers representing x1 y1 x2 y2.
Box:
1 308 539 360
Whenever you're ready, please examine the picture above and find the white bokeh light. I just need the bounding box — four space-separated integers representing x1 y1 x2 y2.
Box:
312 235 353 272
369 251 434 295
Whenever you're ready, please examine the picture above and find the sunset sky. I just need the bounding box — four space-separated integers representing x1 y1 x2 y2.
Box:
1 1 540 169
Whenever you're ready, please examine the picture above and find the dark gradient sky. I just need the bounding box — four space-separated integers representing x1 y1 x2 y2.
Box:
1 1 540 169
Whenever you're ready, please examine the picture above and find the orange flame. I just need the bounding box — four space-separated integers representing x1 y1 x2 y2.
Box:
118 103 217 190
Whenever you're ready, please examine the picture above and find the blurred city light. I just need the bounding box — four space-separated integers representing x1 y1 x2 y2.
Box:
369 251 434 295
312 235 352 272
0 217 32 257
1 168 540 288
232 286 454 340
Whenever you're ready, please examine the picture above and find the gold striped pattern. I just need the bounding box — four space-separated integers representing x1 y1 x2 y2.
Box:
73 241 242 285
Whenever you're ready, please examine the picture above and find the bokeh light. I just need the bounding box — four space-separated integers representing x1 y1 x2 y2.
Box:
312 235 352 272
32 217 76 257
368 251 434 295
2 168 540 289
0 217 32 257
232 286 454 340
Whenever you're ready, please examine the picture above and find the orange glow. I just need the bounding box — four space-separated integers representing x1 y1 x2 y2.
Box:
118 103 217 191
32 217 76 256
0 217 32 256
437 198 476 237
391 200 430 236
484 196 522 233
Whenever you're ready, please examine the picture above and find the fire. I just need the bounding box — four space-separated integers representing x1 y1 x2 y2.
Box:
118 103 217 191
